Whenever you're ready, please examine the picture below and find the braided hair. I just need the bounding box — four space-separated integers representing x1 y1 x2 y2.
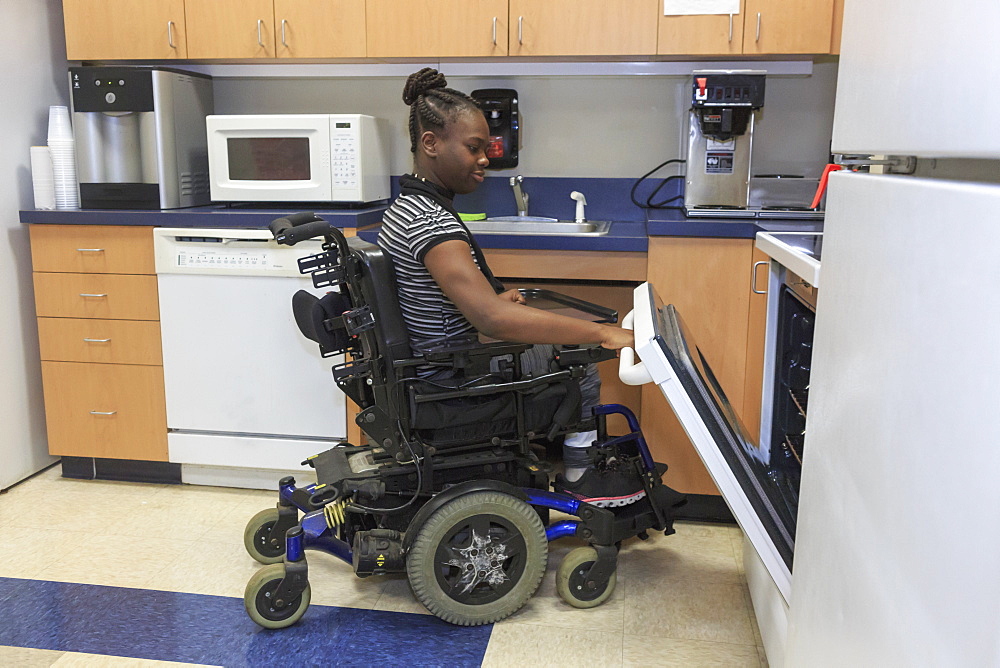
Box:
403 68 481 153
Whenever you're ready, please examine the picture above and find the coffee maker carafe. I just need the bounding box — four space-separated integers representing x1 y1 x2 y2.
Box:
684 70 765 213
70 67 213 210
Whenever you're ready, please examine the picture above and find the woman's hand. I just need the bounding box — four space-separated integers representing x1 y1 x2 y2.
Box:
600 325 635 351
498 288 526 305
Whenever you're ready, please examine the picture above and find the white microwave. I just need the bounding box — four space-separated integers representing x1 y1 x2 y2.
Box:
206 114 391 204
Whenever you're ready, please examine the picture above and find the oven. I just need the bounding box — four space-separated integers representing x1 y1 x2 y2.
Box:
626 231 821 605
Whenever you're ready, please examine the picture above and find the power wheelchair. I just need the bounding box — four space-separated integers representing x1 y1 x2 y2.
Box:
242 213 686 628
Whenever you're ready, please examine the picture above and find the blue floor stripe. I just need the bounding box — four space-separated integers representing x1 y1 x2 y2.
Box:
0 577 492 667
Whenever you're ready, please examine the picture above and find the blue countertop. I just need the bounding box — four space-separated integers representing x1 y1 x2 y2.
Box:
645 208 823 239
18 204 387 230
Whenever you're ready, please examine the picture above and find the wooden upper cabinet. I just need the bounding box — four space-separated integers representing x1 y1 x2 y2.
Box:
63 0 187 60
186 0 277 59
366 0 508 58
510 0 658 56
274 0 367 58
658 1 744 56
742 0 835 54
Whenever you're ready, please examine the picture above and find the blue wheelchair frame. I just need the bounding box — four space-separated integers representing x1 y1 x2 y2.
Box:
279 404 653 565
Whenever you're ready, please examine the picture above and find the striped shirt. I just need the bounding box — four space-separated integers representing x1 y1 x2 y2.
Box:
378 193 482 373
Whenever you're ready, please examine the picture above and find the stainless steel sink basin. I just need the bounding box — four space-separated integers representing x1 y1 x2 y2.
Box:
465 217 611 236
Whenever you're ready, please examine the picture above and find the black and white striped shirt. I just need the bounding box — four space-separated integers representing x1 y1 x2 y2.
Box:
378 194 482 372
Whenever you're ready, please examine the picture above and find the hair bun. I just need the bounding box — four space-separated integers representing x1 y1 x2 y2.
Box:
402 67 448 105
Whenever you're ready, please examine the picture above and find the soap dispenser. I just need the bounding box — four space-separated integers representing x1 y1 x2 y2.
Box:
471 88 519 169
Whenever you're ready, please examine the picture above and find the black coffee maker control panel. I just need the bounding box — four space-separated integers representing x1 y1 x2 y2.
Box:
692 73 766 108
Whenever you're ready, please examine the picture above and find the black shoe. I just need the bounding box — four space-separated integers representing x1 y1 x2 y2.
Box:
553 465 646 508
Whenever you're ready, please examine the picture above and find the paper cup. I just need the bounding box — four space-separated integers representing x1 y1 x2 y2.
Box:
30 146 56 210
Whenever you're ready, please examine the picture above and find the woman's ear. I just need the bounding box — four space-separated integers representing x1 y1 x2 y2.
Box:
419 130 439 158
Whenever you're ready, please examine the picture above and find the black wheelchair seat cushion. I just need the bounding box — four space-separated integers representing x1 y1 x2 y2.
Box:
292 289 353 356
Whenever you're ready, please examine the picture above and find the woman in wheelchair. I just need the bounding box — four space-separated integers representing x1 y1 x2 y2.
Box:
380 67 641 507
241 68 685 629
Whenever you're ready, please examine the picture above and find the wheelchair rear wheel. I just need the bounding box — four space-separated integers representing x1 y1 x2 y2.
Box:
406 491 547 626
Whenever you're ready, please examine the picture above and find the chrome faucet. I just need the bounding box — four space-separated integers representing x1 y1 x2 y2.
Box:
510 175 529 217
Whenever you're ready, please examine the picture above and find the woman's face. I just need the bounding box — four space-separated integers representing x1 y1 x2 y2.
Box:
425 109 490 194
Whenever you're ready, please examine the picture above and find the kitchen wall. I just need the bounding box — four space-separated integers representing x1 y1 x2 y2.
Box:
1 0 66 486
215 60 839 181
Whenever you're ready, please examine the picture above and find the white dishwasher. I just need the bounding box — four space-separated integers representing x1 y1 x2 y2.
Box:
153 228 347 489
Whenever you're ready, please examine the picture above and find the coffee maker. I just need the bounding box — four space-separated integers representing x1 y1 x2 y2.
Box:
471 88 519 169
684 70 766 215
70 66 214 209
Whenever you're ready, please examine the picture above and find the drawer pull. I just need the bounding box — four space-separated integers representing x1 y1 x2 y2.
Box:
75 248 105 252
89 410 117 416
83 338 112 343
79 293 108 298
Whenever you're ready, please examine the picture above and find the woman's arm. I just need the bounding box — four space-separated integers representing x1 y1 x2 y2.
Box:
424 240 634 350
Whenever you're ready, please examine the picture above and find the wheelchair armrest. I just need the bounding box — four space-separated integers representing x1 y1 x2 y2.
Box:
553 344 618 367
419 339 531 375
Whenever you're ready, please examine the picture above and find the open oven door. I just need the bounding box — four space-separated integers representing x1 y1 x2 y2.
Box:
625 282 793 602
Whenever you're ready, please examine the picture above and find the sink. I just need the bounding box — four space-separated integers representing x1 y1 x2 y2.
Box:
465 217 611 236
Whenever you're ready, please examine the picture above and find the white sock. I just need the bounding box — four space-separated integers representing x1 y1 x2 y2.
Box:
562 430 597 482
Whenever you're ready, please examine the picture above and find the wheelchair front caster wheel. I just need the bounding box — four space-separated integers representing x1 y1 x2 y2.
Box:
244 563 311 629
557 546 617 609
407 491 548 626
244 508 286 564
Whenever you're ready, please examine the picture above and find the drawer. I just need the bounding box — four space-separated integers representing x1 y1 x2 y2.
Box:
29 224 155 274
40 361 167 460
38 317 163 365
33 273 159 320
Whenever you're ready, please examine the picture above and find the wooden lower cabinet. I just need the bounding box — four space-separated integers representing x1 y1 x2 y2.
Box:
30 224 167 464
40 361 168 461
643 236 758 495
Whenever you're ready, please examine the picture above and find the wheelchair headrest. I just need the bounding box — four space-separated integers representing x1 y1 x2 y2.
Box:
292 290 353 357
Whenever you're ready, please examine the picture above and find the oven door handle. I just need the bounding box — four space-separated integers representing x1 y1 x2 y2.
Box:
618 310 653 386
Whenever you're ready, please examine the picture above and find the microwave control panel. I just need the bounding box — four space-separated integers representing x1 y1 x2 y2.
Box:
331 121 360 192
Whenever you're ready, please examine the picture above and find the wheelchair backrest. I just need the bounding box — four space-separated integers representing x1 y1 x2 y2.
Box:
345 236 413 364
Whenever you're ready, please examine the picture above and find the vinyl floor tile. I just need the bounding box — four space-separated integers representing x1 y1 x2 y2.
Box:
622 572 756 645
372 574 431 615
0 528 86 580
0 644 65 667
619 523 743 586
33 534 193 590
481 622 623 668
622 635 761 667
148 540 265 599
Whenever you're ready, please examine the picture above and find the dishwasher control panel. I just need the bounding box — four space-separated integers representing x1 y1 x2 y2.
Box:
153 228 323 277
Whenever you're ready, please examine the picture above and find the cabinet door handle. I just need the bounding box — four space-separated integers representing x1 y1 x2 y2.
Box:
281 19 288 47
729 13 733 42
167 20 177 49
79 293 108 298
755 12 761 42
83 338 112 343
518 16 523 45
492 17 497 45
75 248 105 252
752 261 769 295
257 19 265 48
89 411 117 416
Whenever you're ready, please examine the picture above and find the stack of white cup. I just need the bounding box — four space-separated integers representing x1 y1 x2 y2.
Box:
29 146 56 210
47 105 80 210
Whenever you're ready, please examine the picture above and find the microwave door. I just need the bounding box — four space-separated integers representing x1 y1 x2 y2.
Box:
631 282 794 602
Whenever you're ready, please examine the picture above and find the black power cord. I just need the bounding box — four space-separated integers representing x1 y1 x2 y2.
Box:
630 158 687 210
